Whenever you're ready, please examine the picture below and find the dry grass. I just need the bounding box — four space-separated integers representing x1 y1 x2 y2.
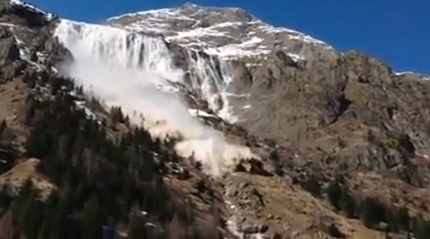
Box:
0 77 30 154
0 158 56 200
0 77 28 122
224 173 388 238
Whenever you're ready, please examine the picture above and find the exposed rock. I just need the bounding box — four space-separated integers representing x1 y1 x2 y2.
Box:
240 223 268 234
0 0 52 28
166 161 191 180
0 28 20 64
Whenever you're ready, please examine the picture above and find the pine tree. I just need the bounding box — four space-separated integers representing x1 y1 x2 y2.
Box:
10 75 187 238
0 184 12 208
413 214 430 239
326 181 342 210
360 197 385 228
0 119 6 137
22 192 43 239
128 214 148 239
110 106 125 123
387 206 410 232
81 195 101 239
49 194 71 239
339 189 356 218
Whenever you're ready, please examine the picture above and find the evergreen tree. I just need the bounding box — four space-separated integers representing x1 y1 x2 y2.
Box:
387 206 410 232
12 75 186 237
81 195 101 239
360 197 385 228
0 184 12 208
22 194 43 239
326 181 342 210
128 214 148 239
49 194 71 239
110 106 125 123
339 188 356 218
413 214 430 239
0 119 6 137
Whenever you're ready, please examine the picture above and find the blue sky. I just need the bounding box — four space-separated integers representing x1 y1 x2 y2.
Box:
30 0 429 74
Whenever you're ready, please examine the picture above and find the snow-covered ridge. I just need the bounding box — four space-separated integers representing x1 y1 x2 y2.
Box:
9 0 54 20
107 3 335 61
395 71 430 81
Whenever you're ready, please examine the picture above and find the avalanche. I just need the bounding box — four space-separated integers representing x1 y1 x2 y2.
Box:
53 19 257 177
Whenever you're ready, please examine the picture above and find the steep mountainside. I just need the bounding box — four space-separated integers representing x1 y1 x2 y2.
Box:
1 1 430 239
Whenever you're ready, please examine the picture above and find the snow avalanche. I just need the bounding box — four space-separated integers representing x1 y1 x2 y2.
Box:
53 19 257 177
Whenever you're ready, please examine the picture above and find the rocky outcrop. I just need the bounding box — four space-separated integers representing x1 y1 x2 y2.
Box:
0 27 19 64
0 0 54 28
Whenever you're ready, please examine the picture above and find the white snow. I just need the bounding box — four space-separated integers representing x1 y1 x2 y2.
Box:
202 36 270 60
395 71 415 76
188 109 217 118
257 21 330 47
395 71 430 80
53 19 258 177
0 22 16 28
287 52 306 61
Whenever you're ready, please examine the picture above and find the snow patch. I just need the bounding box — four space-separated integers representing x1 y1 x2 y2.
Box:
14 37 45 72
395 71 415 76
188 109 217 118
395 71 430 80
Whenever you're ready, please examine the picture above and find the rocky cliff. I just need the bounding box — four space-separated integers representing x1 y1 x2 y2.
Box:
0 1 430 238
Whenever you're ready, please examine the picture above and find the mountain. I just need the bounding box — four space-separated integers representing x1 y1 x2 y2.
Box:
0 0 430 238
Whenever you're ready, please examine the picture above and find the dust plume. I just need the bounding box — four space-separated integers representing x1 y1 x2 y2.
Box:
54 20 257 177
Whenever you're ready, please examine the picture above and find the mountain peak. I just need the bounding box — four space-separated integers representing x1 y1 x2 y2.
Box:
107 4 335 62
183 2 200 8
8 0 54 20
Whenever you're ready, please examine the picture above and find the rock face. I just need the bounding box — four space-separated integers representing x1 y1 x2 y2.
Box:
108 4 430 238
1 1 430 239
108 2 430 188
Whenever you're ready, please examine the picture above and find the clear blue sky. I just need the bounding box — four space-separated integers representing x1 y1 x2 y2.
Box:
29 0 429 74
